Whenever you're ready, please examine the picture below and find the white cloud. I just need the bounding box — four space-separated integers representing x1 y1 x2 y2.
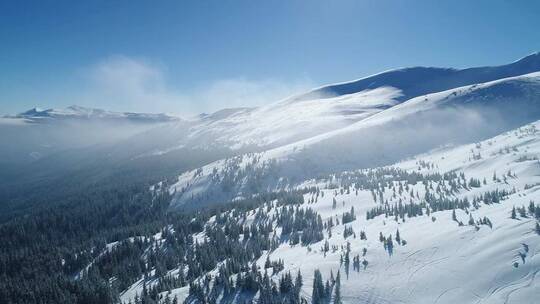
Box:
80 55 178 114
78 55 313 117
192 77 313 115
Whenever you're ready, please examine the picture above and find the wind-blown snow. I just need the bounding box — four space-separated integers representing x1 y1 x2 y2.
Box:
169 72 540 208
120 53 540 304
134 53 540 159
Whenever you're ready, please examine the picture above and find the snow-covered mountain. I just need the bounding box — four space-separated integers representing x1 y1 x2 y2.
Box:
8 105 179 124
8 53 540 304
111 55 540 303
169 71 540 208
121 116 540 304
133 53 540 157
5 53 540 168
295 51 540 102
0 106 180 166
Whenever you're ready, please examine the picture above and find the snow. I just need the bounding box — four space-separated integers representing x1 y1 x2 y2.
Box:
118 119 540 304
150 86 403 156
246 120 540 303
140 53 540 159
74 241 121 280
9 53 539 304
7 105 180 123
168 72 540 208
294 52 540 103
118 54 540 303
125 54 540 163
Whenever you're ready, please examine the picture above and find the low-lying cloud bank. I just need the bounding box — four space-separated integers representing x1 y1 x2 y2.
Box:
75 55 313 116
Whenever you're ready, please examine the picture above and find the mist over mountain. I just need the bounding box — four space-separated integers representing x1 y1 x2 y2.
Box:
0 105 179 164
3 53 540 213
168 59 540 209
3 53 540 304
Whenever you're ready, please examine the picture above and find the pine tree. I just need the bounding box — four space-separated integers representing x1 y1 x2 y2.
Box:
362 259 368 270
295 270 303 301
359 230 367 240
163 293 172 304
386 235 394 254
528 201 536 217
311 269 325 304
325 280 331 299
333 271 342 304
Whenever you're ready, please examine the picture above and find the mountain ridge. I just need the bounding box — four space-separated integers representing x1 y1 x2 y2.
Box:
6 105 180 124
168 71 540 209
292 52 540 102
4 53 540 304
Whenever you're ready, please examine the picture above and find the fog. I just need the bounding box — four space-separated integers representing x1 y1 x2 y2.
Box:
0 119 169 165
168 78 540 208
4 70 540 212
291 102 540 179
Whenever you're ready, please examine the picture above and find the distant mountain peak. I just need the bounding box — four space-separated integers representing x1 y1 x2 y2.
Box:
19 107 46 116
12 105 180 123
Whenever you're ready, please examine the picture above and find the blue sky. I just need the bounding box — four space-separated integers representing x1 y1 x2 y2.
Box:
1 0 539 116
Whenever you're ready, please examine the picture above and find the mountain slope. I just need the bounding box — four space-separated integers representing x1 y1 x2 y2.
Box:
133 53 540 157
122 118 540 304
169 71 540 208
4 54 540 304
137 86 402 154
295 51 540 102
